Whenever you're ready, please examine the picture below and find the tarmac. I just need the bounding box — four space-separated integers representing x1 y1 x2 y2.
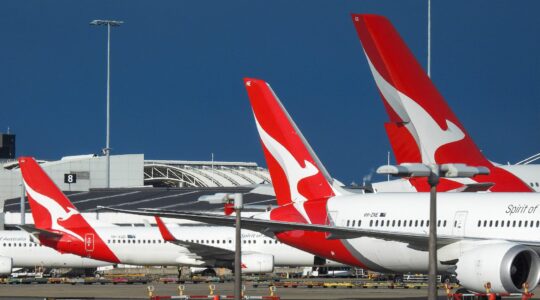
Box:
0 281 536 300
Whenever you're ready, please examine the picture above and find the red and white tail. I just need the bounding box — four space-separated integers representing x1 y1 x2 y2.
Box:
19 157 89 239
243 78 338 206
19 157 120 261
351 14 532 192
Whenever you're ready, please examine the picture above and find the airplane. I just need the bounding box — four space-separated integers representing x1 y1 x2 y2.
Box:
110 43 540 296
108 73 540 293
0 229 109 275
350 13 539 193
18 157 341 274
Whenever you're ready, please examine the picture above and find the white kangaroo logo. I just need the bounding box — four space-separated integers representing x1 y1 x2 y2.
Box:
24 182 84 241
366 55 465 163
254 117 319 223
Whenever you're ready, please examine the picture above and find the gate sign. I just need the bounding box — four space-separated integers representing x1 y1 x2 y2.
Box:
64 173 77 184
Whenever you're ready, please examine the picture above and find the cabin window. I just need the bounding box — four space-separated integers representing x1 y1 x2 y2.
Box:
392 220 396 227
386 220 390 226
443 220 447 227
513 221 517 227
489 220 493 227
409 220 413 227
358 220 362 227
524 221 529 227
495 220 499 227
346 220 350 227
397 220 401 227
426 220 430 227
530 221 534 228
351 220 356 227
375 220 379 227
477 220 481 227
369 220 373 227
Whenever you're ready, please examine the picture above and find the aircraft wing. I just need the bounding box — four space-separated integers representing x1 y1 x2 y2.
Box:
100 206 460 250
453 182 494 192
154 216 236 262
15 224 64 244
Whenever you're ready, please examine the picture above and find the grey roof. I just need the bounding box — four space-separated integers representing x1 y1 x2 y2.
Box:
4 187 276 213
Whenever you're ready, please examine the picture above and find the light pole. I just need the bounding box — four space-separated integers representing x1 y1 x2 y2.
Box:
427 0 431 77
233 193 243 300
377 163 489 300
90 19 123 188
198 193 244 300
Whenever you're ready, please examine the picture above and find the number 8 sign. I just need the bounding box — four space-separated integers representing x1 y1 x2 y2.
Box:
64 173 77 184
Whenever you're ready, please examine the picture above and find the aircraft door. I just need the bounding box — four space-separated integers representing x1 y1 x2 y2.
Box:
85 233 95 252
452 211 468 237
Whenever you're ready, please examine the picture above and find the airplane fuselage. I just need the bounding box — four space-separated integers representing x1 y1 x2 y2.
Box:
0 231 108 269
51 224 330 267
268 192 540 273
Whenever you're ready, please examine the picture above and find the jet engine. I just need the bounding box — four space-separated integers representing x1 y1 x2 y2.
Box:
241 253 274 273
0 256 12 275
455 242 540 293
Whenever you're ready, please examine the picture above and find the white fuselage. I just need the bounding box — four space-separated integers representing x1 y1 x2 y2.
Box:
323 192 540 273
500 164 540 192
0 231 108 268
91 224 335 267
371 164 540 193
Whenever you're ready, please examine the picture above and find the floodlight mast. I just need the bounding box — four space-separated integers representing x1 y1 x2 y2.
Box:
198 193 244 300
377 163 489 300
90 19 123 188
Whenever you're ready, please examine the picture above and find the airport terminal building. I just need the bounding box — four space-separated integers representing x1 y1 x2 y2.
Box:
0 153 275 226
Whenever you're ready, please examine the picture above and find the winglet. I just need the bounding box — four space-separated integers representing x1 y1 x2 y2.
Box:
243 78 337 206
154 216 176 242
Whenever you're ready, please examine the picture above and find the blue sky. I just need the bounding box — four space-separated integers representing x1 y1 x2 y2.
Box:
1 0 539 184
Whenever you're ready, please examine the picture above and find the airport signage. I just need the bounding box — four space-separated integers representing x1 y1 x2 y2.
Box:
64 173 77 184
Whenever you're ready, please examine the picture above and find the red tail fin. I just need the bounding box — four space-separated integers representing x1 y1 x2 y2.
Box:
19 157 120 262
243 78 336 206
19 157 86 236
352 14 487 166
352 14 532 192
